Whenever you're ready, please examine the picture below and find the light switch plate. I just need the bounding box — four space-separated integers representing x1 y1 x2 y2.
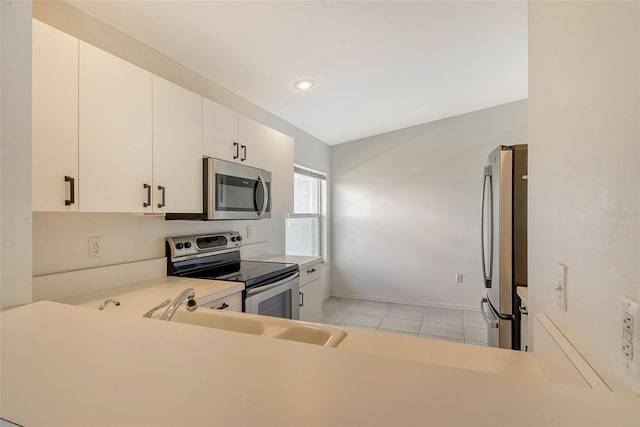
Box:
556 263 567 310
621 296 640 393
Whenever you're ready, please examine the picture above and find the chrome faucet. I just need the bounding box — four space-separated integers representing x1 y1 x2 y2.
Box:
142 299 171 318
99 299 120 310
160 288 198 321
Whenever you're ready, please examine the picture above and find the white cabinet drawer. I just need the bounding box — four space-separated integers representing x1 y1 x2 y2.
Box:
200 292 242 312
300 264 321 286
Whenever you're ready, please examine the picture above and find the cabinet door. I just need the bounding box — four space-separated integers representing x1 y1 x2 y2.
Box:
152 76 203 213
79 41 152 213
520 302 529 352
238 116 294 214
202 98 239 162
299 278 323 323
200 292 242 312
32 20 79 212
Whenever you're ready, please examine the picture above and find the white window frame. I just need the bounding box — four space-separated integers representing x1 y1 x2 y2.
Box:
286 164 327 261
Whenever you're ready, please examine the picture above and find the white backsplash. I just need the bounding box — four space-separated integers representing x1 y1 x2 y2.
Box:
33 212 285 276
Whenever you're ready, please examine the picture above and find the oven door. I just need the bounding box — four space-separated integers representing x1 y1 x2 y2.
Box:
245 272 300 320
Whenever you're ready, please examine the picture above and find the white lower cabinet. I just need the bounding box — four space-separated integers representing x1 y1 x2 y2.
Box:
299 263 323 323
520 298 529 352
200 292 242 312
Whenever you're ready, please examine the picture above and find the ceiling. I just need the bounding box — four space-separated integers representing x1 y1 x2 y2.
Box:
69 1 528 145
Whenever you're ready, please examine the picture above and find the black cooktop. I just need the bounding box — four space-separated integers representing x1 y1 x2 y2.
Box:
169 250 298 289
190 260 297 288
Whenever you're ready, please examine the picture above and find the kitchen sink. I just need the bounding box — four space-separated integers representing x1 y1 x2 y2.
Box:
273 325 336 346
169 308 347 347
170 309 264 336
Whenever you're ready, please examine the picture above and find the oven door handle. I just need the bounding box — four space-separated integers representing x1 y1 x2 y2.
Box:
246 272 300 296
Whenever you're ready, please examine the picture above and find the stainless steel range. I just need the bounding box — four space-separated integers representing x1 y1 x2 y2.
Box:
166 231 300 320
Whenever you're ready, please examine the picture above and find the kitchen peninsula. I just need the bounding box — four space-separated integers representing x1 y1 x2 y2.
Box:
1 302 638 426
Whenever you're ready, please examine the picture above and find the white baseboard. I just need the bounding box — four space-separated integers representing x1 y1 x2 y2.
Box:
33 258 167 302
330 292 479 312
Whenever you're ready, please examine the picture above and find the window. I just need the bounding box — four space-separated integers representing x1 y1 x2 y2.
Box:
286 165 327 260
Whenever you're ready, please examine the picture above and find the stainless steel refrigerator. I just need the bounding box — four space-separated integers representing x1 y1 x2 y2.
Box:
480 145 527 350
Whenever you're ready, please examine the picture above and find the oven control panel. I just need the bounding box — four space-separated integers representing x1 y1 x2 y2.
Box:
166 231 242 260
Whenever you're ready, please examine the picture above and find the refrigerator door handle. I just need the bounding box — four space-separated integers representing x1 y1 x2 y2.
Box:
481 166 493 288
481 297 499 328
486 296 516 321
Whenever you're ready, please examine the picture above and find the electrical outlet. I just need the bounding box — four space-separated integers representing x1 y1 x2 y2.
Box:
623 340 633 360
556 263 567 310
624 314 633 334
621 296 640 393
455 273 463 283
88 236 103 258
246 225 252 239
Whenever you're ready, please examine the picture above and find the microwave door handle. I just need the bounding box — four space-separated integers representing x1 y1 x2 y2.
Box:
256 174 269 218
481 166 493 288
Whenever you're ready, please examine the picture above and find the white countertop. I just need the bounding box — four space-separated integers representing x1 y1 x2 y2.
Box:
58 274 542 380
337 325 547 381
59 276 243 314
1 301 638 426
250 254 322 270
517 286 529 302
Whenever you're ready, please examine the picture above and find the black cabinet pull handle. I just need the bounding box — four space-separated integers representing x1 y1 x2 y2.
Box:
307 268 317 274
157 185 166 208
241 145 247 162
233 142 239 159
299 291 304 307
143 184 151 207
215 302 229 310
64 176 75 206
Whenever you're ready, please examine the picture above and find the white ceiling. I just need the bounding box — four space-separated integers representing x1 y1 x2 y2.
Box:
69 1 528 145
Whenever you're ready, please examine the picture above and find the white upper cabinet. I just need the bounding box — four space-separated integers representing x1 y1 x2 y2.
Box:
238 115 272 170
203 98 239 162
32 21 293 216
239 116 294 213
152 76 203 213
79 41 153 213
32 20 79 212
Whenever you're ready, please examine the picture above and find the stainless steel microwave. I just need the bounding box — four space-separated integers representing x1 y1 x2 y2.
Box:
166 157 271 221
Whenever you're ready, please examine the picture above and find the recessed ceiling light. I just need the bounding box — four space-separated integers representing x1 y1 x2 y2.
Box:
293 79 316 91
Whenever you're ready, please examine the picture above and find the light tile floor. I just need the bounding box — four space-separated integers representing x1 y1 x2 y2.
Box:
322 297 488 346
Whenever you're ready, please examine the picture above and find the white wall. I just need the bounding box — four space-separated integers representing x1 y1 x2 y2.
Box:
292 117 332 300
31 2 330 278
330 100 527 309
529 2 640 393
33 213 283 276
1 0 33 309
